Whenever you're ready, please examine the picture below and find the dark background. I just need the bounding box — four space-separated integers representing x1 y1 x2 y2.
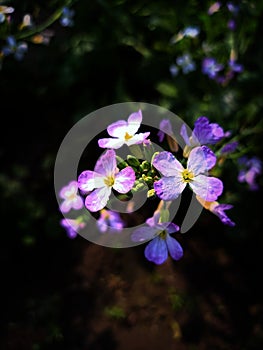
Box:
1 1 263 349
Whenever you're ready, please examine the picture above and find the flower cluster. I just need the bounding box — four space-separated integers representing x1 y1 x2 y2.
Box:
58 110 261 265
0 3 74 66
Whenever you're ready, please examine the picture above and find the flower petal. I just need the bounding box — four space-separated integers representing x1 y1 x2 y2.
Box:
94 149 117 176
60 200 72 213
114 166 135 193
125 132 150 146
166 223 180 234
98 137 125 149
180 124 191 146
166 235 183 260
107 120 128 138
85 187 111 212
59 181 78 199
153 151 184 177
126 110 142 135
71 196 84 210
78 170 105 192
154 177 186 201
146 212 161 227
144 237 168 265
131 226 158 242
189 175 223 201
187 146 216 174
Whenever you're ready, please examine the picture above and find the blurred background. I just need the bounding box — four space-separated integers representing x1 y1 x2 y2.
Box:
1 0 263 349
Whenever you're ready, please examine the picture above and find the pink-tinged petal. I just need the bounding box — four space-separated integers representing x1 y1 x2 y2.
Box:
166 223 180 234
146 212 161 227
180 124 191 146
127 110 142 135
131 226 158 242
187 146 216 175
60 200 72 213
166 235 183 260
154 177 186 200
189 175 223 201
107 120 128 138
85 187 111 212
59 181 78 198
153 151 184 177
125 132 150 146
113 166 135 193
78 170 105 192
94 149 117 176
145 237 168 265
72 196 83 210
98 137 125 149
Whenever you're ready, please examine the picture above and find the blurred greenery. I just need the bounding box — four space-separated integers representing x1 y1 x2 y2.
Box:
1 0 263 349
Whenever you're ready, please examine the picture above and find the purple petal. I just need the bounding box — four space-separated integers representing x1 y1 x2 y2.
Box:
146 212 161 227
153 151 184 176
127 110 142 135
85 187 111 212
166 223 180 234
98 138 125 149
145 237 168 265
72 196 84 210
125 132 150 146
78 170 105 192
180 124 191 146
107 120 128 138
187 146 216 174
212 204 235 227
166 235 183 260
59 181 78 198
113 166 135 193
94 149 117 176
189 175 223 201
131 226 158 242
60 200 72 213
154 177 186 200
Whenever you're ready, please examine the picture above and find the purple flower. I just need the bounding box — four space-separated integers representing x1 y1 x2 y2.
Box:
2 36 28 61
131 212 182 265
227 2 239 15
238 156 262 191
60 217 86 239
153 146 223 202
227 19 236 31
212 204 235 226
157 119 173 142
181 117 225 150
176 54 196 74
228 59 243 73
182 26 200 38
97 209 124 233
98 110 150 149
202 57 224 79
208 2 221 15
196 196 235 227
221 141 238 154
60 7 74 27
59 181 83 213
78 150 135 212
169 64 179 77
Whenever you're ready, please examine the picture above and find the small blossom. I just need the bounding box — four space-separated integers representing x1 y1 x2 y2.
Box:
227 2 239 15
59 180 83 213
98 110 150 149
131 212 182 265
153 146 223 202
60 217 86 239
169 64 179 77
176 53 196 74
220 141 238 154
182 26 200 38
228 59 243 73
78 149 135 212
0 5 14 23
97 209 124 233
202 57 224 79
2 36 28 61
208 2 221 15
60 7 74 27
238 156 262 191
227 19 236 31
196 196 235 226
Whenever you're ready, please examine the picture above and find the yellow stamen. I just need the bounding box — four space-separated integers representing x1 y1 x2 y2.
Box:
124 132 133 141
182 169 194 183
104 176 115 187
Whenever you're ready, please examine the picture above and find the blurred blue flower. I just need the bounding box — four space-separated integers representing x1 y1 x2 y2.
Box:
169 64 179 77
221 141 238 154
238 156 262 191
60 217 86 239
176 53 196 74
60 7 74 27
227 2 239 15
202 57 224 79
131 212 182 265
182 26 200 38
228 59 243 73
97 209 124 233
2 36 28 60
227 19 236 30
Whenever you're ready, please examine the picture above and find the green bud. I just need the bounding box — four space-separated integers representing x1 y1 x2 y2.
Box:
127 155 141 167
118 161 129 170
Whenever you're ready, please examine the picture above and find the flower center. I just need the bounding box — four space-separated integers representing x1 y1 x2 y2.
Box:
124 132 133 141
182 169 194 182
104 176 115 187
159 231 167 240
